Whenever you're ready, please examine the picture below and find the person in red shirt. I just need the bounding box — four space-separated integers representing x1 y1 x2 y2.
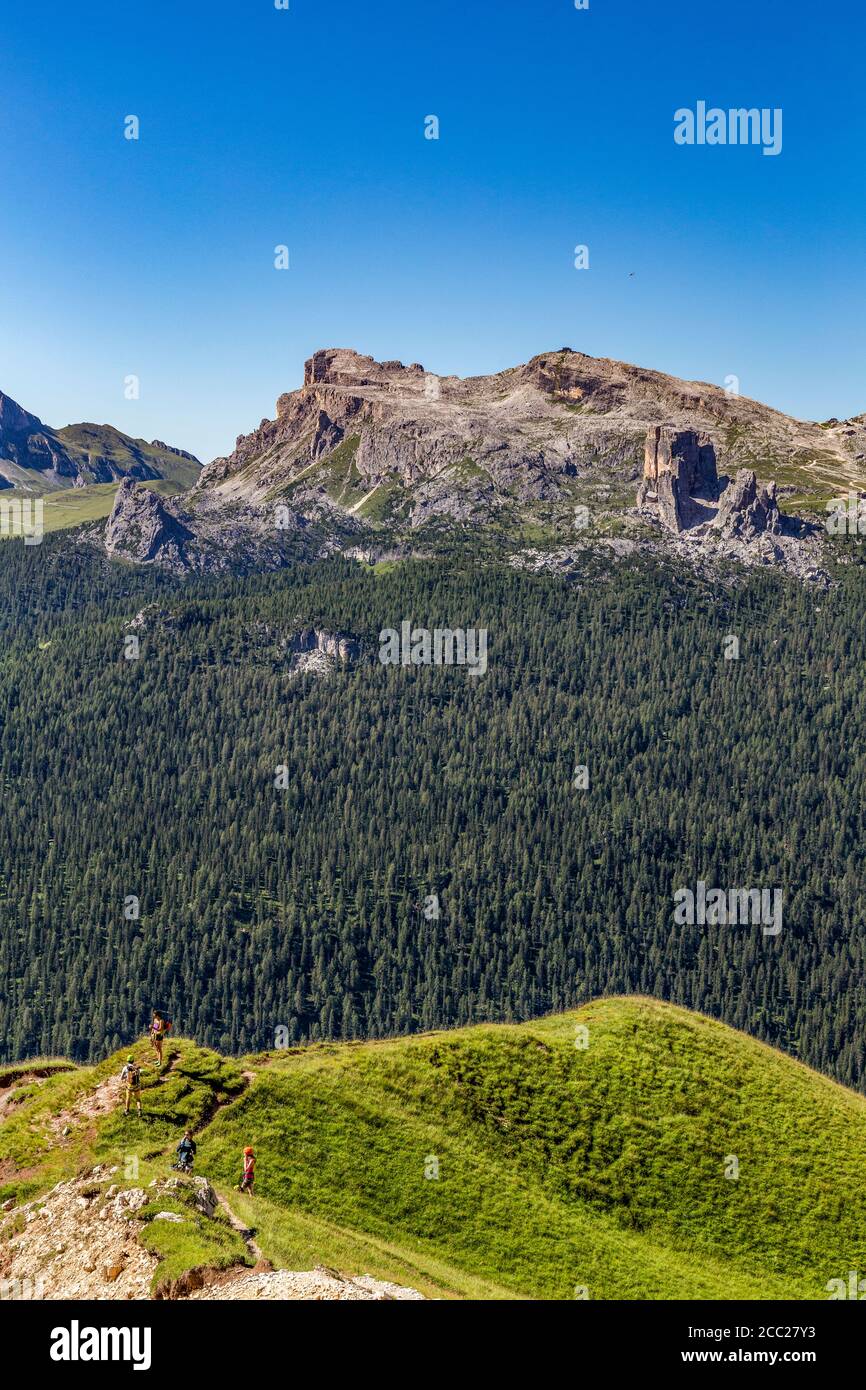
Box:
238 1146 255 1194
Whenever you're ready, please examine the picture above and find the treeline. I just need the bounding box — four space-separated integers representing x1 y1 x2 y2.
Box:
1 534 865 1090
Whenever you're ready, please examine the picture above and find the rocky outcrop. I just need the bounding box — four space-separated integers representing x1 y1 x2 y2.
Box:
150 440 199 463
712 469 782 538
310 410 344 460
637 426 719 532
642 425 719 498
188 1267 425 1301
0 388 77 479
77 345 865 584
104 479 195 568
0 389 46 440
0 1166 423 1301
638 426 784 542
0 1166 159 1299
201 345 850 536
290 628 362 664
286 628 364 677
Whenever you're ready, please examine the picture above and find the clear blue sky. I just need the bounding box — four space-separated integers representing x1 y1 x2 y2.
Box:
1 0 863 463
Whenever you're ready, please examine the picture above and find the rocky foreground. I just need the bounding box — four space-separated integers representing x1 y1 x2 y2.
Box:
0 1168 423 1302
188 1269 424 1301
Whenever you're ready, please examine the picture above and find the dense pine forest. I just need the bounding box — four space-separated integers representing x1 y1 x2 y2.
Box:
1 535 864 1090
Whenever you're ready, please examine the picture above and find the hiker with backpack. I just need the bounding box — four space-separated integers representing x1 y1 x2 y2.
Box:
149 1010 171 1066
120 1055 142 1117
172 1130 197 1173
237 1146 255 1195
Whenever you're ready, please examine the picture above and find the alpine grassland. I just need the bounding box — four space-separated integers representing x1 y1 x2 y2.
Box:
4 1002 865 1299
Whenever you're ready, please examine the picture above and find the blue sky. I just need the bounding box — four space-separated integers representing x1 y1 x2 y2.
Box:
0 0 863 462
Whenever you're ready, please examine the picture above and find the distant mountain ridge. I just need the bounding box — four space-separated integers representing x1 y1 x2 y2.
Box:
0 387 200 493
197 345 866 508
96 346 866 580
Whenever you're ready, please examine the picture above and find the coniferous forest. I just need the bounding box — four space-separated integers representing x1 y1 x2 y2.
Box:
1 535 864 1090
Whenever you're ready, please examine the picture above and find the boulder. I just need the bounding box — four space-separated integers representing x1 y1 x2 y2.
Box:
193 1177 218 1219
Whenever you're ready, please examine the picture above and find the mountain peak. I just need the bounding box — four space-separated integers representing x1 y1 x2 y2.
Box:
303 348 425 388
0 387 200 492
0 387 45 437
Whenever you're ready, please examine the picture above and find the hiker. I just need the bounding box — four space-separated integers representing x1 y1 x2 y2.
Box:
149 1010 170 1066
120 1055 142 1117
173 1130 197 1173
237 1146 255 1194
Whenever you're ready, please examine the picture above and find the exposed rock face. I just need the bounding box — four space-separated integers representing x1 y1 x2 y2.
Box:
311 410 344 460
0 1166 159 1300
188 1267 425 1301
0 1166 422 1301
290 628 362 664
642 425 719 498
0 390 77 480
199 345 859 535
82 345 865 583
197 348 660 510
0 389 46 439
638 425 784 544
637 426 719 533
104 479 195 567
286 628 363 678
150 440 199 463
712 469 781 538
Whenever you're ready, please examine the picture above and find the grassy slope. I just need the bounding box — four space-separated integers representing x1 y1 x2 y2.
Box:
3 999 866 1299
200 998 866 1300
53 425 201 489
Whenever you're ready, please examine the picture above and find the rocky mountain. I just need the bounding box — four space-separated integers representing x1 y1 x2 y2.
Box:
0 387 200 492
97 347 866 580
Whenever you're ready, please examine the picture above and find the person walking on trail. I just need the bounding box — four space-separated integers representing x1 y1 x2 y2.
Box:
120 1056 142 1117
149 1010 170 1067
237 1146 255 1194
173 1131 196 1173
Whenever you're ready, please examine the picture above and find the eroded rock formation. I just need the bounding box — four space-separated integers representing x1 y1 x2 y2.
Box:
637 426 784 547
104 478 195 568
637 426 719 531
712 469 781 538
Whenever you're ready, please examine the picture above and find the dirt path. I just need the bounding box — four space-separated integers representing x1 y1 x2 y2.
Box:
46 1073 122 1138
214 1189 266 1264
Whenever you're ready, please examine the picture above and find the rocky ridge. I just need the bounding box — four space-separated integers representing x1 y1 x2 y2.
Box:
97 347 866 582
0 388 200 491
